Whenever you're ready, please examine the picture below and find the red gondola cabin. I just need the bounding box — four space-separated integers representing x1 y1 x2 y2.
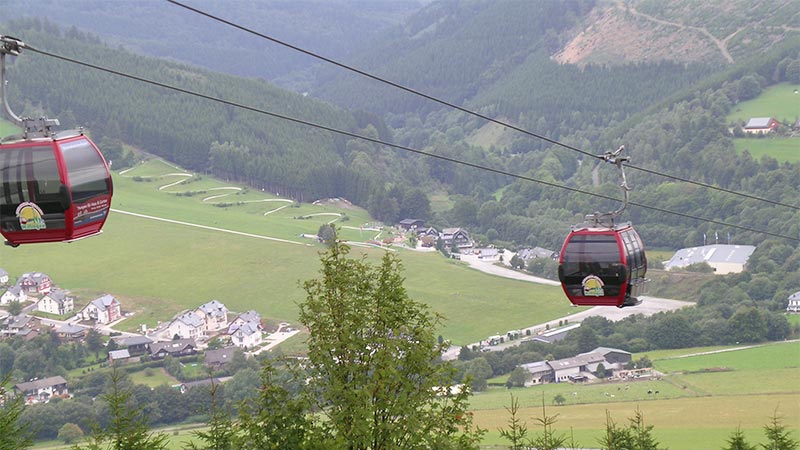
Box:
0 132 112 246
558 223 647 308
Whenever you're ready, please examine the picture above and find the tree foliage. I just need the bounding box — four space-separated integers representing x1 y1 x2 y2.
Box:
0 374 32 450
298 241 484 449
70 369 168 450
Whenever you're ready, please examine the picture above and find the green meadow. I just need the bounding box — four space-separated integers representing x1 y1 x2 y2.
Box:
471 341 799 449
0 159 575 345
727 82 800 124
733 137 800 164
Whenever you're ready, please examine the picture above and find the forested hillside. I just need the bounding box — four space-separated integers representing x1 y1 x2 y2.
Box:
1 19 437 221
0 0 424 88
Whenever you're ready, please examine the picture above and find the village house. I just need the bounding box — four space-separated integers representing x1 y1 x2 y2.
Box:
664 244 756 275
149 338 198 359
16 272 52 295
2 315 40 339
743 117 780 134
205 346 238 369
195 300 229 332
398 219 425 231
55 324 86 341
164 311 206 340
229 321 262 349
14 376 68 405
77 294 122 324
440 228 473 249
228 310 263 348
38 289 74 316
0 268 8 284
117 335 154 356
0 285 27 305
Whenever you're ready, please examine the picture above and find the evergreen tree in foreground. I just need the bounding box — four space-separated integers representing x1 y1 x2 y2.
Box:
70 368 168 450
724 426 756 450
0 374 32 450
761 410 799 450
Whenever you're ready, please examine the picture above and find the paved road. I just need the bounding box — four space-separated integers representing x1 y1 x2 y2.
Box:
441 252 693 360
458 253 560 286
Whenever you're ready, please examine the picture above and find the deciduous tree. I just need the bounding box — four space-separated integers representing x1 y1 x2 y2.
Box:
299 242 484 449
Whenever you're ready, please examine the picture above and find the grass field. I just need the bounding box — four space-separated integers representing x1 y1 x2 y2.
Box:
471 341 799 449
727 83 800 124
0 159 575 345
733 137 800 164
128 367 180 388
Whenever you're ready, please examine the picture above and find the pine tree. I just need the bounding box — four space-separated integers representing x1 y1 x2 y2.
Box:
499 394 528 450
0 374 32 450
71 368 168 450
723 426 756 450
761 410 799 450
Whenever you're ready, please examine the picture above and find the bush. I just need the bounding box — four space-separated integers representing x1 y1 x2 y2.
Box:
58 423 83 444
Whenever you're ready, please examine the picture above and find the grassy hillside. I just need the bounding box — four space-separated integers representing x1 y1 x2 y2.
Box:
734 137 800 164
727 83 800 124
0 159 574 345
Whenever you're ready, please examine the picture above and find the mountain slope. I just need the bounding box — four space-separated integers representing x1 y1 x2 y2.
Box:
0 0 425 88
554 0 800 66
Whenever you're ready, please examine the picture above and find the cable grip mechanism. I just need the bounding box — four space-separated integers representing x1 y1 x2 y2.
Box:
585 145 632 227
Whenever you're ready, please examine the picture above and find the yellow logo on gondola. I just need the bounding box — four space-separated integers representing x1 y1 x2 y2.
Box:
582 275 605 297
16 202 46 231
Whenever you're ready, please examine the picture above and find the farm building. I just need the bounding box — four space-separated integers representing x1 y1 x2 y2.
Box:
742 117 780 134
664 244 756 275
519 347 632 385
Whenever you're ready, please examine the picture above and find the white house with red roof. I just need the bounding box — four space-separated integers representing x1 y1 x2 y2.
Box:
17 272 51 295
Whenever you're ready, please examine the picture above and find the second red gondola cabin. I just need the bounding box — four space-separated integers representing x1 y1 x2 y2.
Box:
558 223 647 308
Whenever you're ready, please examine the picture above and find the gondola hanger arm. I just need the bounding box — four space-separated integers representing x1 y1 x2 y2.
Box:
0 36 60 140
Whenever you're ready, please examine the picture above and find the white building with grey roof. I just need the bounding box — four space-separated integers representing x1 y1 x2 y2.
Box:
787 291 800 313
664 244 756 275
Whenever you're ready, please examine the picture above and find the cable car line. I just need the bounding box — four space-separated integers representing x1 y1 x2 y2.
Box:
164 0 799 213
20 45 799 243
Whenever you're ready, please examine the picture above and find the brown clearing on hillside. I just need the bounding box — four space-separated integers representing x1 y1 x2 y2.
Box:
553 3 723 66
